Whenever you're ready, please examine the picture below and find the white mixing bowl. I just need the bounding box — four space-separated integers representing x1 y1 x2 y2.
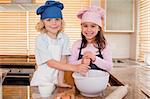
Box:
72 70 109 97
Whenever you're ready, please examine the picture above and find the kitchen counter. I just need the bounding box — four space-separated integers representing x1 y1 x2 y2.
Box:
110 64 150 99
2 85 132 99
0 55 35 66
112 59 140 67
2 62 150 99
29 65 149 99
30 86 132 99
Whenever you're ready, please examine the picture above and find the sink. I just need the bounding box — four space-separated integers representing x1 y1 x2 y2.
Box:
113 59 124 63
113 59 139 67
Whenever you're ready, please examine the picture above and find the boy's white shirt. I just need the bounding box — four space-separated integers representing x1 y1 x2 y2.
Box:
30 33 70 86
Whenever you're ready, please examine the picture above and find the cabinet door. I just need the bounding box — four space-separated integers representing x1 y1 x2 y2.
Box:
64 71 74 86
104 0 134 32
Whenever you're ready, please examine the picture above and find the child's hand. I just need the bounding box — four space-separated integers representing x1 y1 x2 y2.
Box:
75 64 90 75
57 71 71 88
81 56 91 65
83 51 96 62
57 82 72 88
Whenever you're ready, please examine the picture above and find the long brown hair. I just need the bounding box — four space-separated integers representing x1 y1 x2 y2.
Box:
81 27 106 51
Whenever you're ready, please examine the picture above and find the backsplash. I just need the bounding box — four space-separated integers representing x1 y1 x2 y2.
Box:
105 33 130 59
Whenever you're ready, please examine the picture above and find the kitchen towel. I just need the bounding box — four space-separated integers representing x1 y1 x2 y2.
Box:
105 85 128 99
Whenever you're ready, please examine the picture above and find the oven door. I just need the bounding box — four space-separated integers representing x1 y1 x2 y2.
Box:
2 68 34 85
0 64 34 85
3 73 31 85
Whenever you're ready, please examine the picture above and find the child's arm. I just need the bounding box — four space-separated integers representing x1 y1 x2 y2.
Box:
36 37 90 75
58 71 72 88
46 59 89 75
92 45 113 71
57 55 71 88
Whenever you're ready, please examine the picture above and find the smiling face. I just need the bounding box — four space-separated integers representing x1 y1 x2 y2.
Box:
43 18 62 38
81 22 100 43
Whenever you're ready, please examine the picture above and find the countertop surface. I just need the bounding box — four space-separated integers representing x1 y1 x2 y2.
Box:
1 60 150 99
28 65 150 99
110 65 150 99
30 86 132 99
29 65 150 99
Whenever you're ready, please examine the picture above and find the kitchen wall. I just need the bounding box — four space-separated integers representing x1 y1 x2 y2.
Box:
105 33 131 59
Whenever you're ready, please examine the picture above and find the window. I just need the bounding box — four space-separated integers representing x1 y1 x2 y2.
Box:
0 12 27 55
138 0 150 61
0 0 90 55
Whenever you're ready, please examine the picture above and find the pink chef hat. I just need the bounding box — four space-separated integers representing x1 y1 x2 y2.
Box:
77 6 104 27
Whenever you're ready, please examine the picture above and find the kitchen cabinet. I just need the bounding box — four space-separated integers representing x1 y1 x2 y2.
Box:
103 0 134 32
3 86 29 99
64 71 74 86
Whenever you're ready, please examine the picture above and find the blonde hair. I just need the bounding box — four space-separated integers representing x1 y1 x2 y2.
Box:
35 19 65 33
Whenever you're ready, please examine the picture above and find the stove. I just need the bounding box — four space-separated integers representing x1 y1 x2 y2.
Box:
0 64 35 85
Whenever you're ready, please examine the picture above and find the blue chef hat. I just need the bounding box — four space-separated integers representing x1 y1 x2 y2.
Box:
36 0 64 20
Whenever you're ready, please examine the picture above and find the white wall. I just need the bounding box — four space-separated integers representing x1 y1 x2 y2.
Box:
105 33 130 59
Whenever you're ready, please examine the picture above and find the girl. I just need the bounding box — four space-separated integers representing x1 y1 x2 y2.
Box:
69 6 113 71
30 0 90 88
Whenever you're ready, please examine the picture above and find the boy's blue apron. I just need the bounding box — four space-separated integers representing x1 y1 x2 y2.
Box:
78 42 106 72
